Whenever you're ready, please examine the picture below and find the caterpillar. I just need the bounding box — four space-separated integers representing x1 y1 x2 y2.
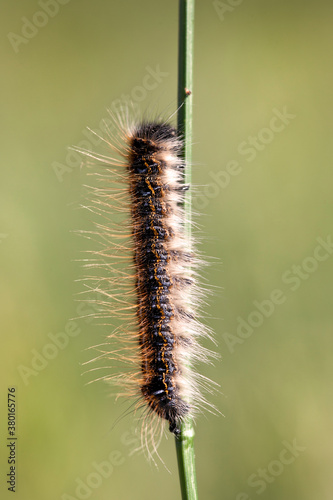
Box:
78 109 216 455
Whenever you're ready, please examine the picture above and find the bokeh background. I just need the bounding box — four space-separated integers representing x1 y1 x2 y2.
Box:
1 1 333 499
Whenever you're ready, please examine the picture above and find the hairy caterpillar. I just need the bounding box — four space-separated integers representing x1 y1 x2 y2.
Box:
78 109 216 455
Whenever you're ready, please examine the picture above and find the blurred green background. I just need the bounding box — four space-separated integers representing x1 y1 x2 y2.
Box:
1 1 333 499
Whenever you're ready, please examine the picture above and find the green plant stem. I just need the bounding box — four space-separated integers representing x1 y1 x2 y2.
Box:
176 1 198 500
175 419 198 500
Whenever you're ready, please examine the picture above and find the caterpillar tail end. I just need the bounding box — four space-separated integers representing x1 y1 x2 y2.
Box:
169 420 181 436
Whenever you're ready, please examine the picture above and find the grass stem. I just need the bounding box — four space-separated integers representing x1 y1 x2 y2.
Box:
176 1 198 499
